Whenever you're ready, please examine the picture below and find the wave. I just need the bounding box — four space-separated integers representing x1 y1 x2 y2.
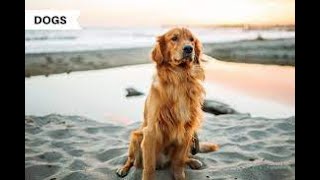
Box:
25 27 295 54
25 36 77 41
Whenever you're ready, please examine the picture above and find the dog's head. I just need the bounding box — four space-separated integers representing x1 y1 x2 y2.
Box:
151 27 202 67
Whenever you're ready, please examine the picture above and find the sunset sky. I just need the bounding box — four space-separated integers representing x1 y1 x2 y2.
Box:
26 0 295 27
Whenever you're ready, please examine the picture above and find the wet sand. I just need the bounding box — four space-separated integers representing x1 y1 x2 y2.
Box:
203 38 295 66
25 38 295 77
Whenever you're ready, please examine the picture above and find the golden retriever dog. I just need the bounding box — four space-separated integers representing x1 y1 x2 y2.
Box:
116 27 219 180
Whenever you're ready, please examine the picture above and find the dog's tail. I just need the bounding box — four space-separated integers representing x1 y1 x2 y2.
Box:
198 142 219 153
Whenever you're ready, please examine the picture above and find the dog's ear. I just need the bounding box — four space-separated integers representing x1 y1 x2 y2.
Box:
151 36 165 64
194 38 202 64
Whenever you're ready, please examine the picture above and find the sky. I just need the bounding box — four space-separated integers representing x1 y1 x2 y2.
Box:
25 0 295 27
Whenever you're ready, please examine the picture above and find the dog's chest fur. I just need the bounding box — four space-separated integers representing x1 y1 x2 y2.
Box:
166 82 194 122
156 68 204 144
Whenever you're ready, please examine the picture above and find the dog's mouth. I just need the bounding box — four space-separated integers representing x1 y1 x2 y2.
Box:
172 52 194 66
179 53 194 61
177 57 193 67
180 55 194 63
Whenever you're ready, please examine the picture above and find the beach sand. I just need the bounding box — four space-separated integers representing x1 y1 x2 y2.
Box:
25 47 151 77
25 113 294 180
25 38 295 179
203 38 295 66
25 38 294 77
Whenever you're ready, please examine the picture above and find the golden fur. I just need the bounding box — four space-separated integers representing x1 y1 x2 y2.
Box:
117 28 218 180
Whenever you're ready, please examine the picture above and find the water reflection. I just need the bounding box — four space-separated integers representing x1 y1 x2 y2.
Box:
25 63 294 124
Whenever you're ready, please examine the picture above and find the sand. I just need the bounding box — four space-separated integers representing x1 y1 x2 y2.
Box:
25 38 295 179
25 113 295 180
25 47 151 77
25 38 294 77
203 38 295 66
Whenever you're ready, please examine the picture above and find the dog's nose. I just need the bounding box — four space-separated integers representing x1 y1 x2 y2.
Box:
183 45 193 54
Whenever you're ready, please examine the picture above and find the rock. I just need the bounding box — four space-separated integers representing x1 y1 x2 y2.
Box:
256 34 265 41
125 87 144 97
202 99 238 115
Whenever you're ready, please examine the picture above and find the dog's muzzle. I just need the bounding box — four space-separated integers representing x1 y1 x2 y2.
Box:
182 45 194 60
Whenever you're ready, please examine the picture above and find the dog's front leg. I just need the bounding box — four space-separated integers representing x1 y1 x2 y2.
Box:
141 127 156 180
171 137 192 180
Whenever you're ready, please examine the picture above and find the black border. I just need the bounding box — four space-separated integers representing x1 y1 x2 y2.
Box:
1 0 25 179
295 0 316 179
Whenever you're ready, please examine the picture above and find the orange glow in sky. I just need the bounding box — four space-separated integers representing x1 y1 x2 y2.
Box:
25 0 295 27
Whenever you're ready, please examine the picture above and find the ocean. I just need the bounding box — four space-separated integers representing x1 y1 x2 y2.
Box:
25 27 295 54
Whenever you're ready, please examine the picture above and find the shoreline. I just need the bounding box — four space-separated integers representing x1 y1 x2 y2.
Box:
25 62 294 123
25 47 152 77
24 37 294 56
25 38 295 77
203 38 295 66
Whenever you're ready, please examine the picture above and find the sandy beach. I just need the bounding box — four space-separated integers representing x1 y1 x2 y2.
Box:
24 0 297 177
204 38 295 66
25 47 151 77
25 38 294 77
25 113 294 180
25 37 295 179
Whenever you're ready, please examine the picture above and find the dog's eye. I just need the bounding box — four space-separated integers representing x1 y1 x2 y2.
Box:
190 37 194 42
171 36 178 41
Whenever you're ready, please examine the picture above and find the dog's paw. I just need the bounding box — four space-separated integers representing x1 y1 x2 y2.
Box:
116 167 129 177
187 158 203 169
